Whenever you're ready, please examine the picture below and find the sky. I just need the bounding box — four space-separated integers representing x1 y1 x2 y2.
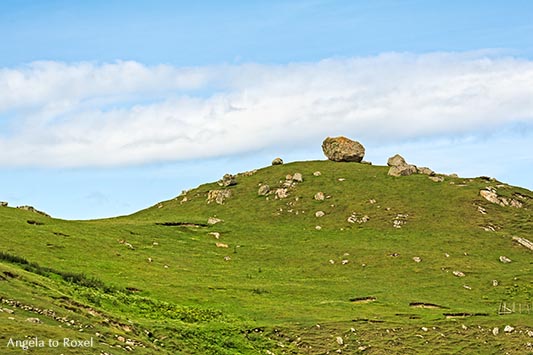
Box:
1 0 533 219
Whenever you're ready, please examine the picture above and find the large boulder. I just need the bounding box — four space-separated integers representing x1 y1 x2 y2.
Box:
387 154 407 167
321 136 365 162
387 154 417 177
271 157 283 165
218 174 237 187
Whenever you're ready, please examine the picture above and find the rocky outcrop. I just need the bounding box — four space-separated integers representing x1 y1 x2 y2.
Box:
479 188 523 208
271 157 283 165
386 154 417 177
218 174 237 187
16 205 50 217
206 190 232 205
322 136 365 162
417 167 435 176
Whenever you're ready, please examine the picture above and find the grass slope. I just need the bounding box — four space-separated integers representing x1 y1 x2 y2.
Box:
1 160 532 354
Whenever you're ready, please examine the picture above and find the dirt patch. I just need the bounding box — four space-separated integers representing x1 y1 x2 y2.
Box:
350 296 377 304
409 302 448 309
155 222 208 227
443 312 489 318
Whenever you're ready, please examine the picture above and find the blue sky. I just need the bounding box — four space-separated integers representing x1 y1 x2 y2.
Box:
1 1 533 219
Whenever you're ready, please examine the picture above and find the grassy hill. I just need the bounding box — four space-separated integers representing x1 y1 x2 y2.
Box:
1 159 532 354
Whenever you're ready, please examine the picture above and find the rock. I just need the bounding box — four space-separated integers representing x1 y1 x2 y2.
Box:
26 317 42 324
209 232 220 239
387 154 407 167
314 192 325 201
0 201 7 207
499 256 512 263
417 167 435 176
492 279 499 286
480 189 523 208
315 225 322 230
429 176 444 182
275 188 288 199
207 190 232 204
412 256 421 263
347 212 369 224
258 184 270 196
388 164 417 177
292 172 303 182
504 325 514 333
361 160 372 165
215 242 229 248
272 157 283 165
218 174 237 187
512 236 533 251
207 217 223 225
492 327 499 336
453 271 465 277
480 190 500 204
16 205 50 217
322 136 365 162
313 171 321 176
315 211 325 218
336 336 344 345
223 256 231 261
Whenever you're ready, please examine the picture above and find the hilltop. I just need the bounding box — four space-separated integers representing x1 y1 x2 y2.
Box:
1 138 532 354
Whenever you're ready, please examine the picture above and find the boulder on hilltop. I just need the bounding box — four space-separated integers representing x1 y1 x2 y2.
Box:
322 136 365 162
387 154 417 177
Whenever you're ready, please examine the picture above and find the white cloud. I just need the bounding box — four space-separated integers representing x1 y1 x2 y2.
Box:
1 52 533 167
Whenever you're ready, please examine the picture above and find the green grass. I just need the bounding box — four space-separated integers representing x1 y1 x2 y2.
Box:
1 160 532 354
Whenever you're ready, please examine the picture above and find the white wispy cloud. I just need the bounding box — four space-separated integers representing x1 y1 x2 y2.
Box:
1 52 533 167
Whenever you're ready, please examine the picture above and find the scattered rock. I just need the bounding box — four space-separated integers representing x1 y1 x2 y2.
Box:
347 212 369 224
314 192 325 201
336 336 344 345
341 259 349 265
393 214 408 228
480 188 523 208
412 256 421 263
429 176 444 182
258 184 270 196
315 225 322 230
322 136 365 162
275 188 288 199
215 242 229 248
504 325 514 333
492 327 499 336
26 317 42 324
492 279 499 287
272 157 283 165
209 232 220 239
512 236 533 251
207 217 223 225
388 164 417 177
499 256 512 263
453 271 466 277
292 172 303 182
315 211 325 218
207 190 232 204
223 256 231 261
387 154 407 166
417 167 436 176
313 171 321 176
329 259 335 264
16 205 50 217
218 174 237 187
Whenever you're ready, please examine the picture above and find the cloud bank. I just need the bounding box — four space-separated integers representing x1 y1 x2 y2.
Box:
1 52 533 167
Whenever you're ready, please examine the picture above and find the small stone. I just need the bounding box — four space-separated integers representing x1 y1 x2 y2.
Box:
492 279 499 287
421 327 428 332
336 336 344 345
492 327 499 336
314 192 325 201
209 232 220 239
315 225 322 230
453 271 465 277
26 317 41 324
223 256 231 261
329 259 335 264
275 188 288 199
412 256 422 263
207 217 223 225
429 176 444 182
313 171 321 176
341 259 349 265
461 324 468 330
315 211 325 218
292 173 303 182
272 157 283 165
499 256 512 263
258 184 270 196
504 325 514 333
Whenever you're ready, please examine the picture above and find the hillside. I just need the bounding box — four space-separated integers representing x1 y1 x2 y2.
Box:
1 158 533 354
